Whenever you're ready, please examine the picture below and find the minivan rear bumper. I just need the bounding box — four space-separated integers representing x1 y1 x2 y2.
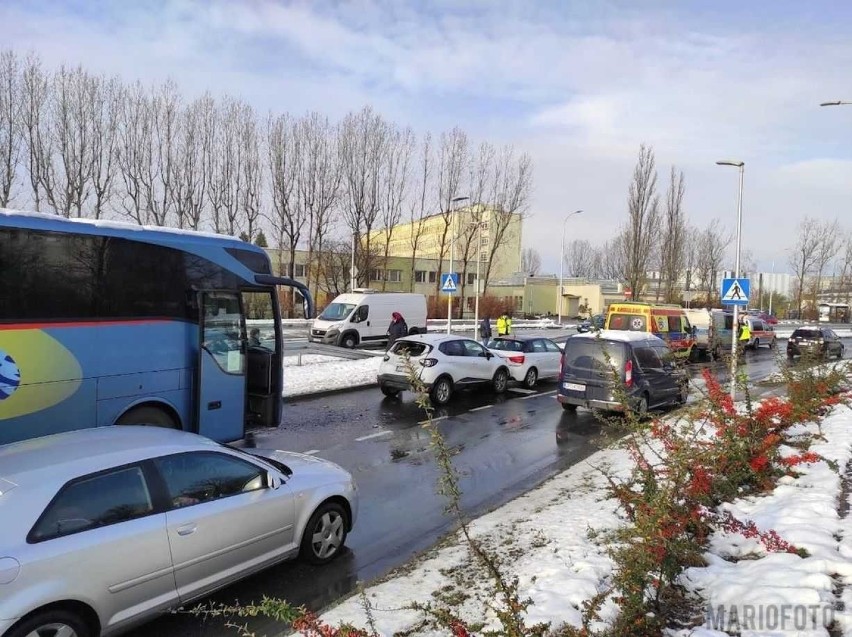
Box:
557 393 625 412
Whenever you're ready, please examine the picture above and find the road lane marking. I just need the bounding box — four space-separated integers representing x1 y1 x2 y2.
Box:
469 405 493 412
508 388 537 395
355 430 393 442
420 415 449 427
303 449 321 455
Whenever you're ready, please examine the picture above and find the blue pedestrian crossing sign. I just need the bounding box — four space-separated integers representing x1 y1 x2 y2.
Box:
721 278 750 306
441 273 459 294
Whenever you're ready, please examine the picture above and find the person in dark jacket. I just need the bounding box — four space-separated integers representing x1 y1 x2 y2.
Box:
387 312 408 348
479 316 492 345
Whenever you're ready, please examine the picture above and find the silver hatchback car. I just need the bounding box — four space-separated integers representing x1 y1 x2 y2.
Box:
0 427 358 637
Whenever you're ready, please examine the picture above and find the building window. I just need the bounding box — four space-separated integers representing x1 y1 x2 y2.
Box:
293 263 306 278
466 297 475 310
515 296 523 310
467 272 476 285
480 237 489 247
428 271 437 283
386 269 402 283
414 270 427 283
370 269 384 281
480 222 488 231
480 252 488 263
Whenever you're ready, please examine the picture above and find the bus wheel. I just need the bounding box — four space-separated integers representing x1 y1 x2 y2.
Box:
116 405 178 429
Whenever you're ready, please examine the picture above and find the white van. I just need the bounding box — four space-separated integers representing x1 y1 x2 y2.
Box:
684 308 711 360
309 290 428 348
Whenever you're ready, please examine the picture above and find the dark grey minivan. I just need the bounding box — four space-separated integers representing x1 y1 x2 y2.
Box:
558 330 688 415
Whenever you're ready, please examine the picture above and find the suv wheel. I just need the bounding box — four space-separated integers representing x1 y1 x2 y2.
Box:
492 368 509 394
523 367 538 389
430 377 453 405
633 394 649 418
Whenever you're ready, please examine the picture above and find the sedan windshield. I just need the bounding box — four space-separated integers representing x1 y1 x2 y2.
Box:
319 303 356 321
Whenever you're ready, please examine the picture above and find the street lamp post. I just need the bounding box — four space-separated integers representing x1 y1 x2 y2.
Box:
447 196 469 334
473 220 483 336
716 160 745 402
557 210 583 325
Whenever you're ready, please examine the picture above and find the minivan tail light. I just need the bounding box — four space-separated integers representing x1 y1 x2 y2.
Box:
508 355 525 364
420 358 438 367
625 359 633 388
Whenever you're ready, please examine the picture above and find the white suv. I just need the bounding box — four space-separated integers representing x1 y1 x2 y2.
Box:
377 334 511 405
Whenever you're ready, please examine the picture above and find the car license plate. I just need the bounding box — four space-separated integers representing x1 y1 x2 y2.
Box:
564 382 585 392
396 365 407 373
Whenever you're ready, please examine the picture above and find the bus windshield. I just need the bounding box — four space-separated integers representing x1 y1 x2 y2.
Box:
319 303 357 321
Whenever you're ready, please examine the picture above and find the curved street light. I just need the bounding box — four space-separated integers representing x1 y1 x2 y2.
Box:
558 210 583 325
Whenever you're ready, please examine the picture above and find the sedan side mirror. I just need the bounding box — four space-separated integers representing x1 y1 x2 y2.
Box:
268 472 282 490
485 351 493 359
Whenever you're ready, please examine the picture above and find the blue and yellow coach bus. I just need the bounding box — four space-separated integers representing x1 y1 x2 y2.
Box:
0 209 312 445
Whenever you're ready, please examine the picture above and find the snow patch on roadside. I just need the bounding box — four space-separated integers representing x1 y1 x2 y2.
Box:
283 357 382 398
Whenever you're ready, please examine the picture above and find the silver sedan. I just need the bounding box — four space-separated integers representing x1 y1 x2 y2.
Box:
0 426 357 637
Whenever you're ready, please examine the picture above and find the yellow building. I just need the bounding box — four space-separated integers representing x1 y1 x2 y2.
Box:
372 204 523 286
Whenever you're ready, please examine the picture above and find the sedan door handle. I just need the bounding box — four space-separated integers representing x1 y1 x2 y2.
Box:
176 523 197 536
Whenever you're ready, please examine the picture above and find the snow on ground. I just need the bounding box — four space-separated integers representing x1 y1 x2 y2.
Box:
282 354 341 367
282 356 382 398
313 396 852 636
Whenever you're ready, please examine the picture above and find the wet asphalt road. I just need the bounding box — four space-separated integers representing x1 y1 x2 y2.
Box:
131 338 852 637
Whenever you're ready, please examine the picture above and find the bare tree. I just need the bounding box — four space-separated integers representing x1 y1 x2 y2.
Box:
620 144 661 300
788 217 822 317
521 248 542 275
207 98 247 235
567 239 596 278
239 103 262 241
657 166 686 303
0 50 22 207
600 236 626 281
808 219 841 311
458 142 496 306
43 65 96 217
172 93 213 229
297 113 341 299
682 225 700 294
696 219 731 305
378 125 413 290
266 112 302 284
117 81 154 224
20 54 51 211
88 75 121 219
433 127 469 298
838 232 852 304
481 146 532 293
339 106 388 287
406 132 433 291
315 237 351 299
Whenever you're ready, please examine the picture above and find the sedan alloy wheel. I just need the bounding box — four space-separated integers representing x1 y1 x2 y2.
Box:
301 502 347 564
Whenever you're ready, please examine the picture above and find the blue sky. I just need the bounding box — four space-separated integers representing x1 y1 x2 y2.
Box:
4 0 852 274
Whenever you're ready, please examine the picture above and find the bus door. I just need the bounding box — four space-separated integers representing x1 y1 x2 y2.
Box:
197 291 246 441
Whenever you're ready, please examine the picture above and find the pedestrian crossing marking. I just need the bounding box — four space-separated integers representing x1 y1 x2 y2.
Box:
441 273 458 292
721 277 750 306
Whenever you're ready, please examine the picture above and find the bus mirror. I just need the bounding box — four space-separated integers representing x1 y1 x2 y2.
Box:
268 472 282 490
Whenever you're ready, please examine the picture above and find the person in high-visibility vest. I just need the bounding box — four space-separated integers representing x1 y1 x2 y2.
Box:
496 313 513 336
738 319 751 351
496 314 507 336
